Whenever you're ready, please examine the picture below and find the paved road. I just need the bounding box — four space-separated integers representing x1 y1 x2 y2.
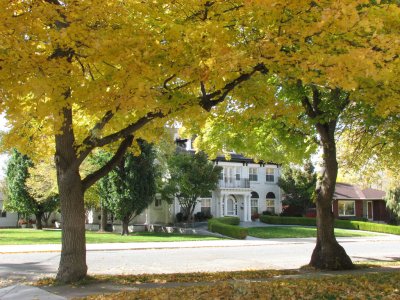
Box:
1 236 399 286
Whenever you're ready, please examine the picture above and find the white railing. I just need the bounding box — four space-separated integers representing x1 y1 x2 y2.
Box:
219 177 250 188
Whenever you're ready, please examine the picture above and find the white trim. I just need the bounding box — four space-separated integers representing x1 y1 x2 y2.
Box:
367 201 373 220
338 200 356 217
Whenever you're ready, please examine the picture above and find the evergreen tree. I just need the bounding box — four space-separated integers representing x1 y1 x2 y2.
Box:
5 149 59 229
385 187 400 225
278 161 317 216
100 141 157 235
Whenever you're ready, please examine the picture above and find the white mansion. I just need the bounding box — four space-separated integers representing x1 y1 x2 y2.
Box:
174 137 283 222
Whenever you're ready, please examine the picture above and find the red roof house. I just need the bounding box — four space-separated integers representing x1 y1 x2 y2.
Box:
332 183 390 223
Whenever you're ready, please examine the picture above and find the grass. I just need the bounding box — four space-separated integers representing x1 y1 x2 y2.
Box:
0 229 223 245
248 226 375 239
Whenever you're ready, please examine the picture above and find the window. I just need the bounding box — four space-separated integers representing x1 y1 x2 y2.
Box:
338 200 355 216
265 200 275 213
201 198 211 215
0 210 6 218
266 168 275 182
251 192 259 215
266 192 276 213
249 168 258 181
235 167 241 180
154 195 162 208
219 169 224 180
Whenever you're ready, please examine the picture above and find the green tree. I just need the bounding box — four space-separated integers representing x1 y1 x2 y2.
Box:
278 162 316 216
5 149 35 222
5 150 59 229
163 151 222 222
102 140 157 235
385 187 400 225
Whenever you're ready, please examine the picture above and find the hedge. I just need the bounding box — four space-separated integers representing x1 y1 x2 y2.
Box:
260 215 316 226
260 215 400 235
208 217 248 239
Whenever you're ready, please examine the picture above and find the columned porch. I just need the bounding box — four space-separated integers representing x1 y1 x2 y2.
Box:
217 190 252 222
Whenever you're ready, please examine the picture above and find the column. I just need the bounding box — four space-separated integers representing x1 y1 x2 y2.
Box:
220 194 224 217
243 196 248 222
247 195 252 221
224 195 228 216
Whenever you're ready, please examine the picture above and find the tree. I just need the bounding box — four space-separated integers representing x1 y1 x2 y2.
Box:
5 149 35 222
385 187 400 225
5 150 59 229
191 1 400 270
102 140 157 235
163 151 222 222
26 160 60 228
278 162 316 216
0 1 267 282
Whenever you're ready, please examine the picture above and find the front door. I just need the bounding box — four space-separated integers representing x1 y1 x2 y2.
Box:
227 196 238 216
367 201 373 220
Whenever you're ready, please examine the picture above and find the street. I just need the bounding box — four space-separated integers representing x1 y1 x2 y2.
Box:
1 236 399 285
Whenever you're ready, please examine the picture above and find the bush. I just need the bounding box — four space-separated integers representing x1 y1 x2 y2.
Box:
262 211 278 216
207 217 247 239
280 205 303 217
260 215 317 226
176 212 186 222
260 215 400 235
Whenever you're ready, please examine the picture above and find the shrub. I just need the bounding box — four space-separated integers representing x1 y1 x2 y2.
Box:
260 215 400 235
251 213 260 221
260 215 316 226
280 205 303 217
176 212 185 222
207 217 247 239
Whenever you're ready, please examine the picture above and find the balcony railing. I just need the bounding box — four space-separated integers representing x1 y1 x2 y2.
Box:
219 177 250 188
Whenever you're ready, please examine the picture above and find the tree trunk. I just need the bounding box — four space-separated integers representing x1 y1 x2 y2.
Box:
55 107 87 283
43 212 51 227
100 204 108 232
121 215 130 235
35 211 44 230
309 123 354 270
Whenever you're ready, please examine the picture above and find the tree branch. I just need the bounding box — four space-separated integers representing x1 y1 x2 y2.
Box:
199 63 268 111
93 111 165 148
81 135 134 191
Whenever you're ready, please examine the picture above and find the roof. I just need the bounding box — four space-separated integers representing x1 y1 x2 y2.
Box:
333 183 385 200
362 188 386 199
180 149 279 166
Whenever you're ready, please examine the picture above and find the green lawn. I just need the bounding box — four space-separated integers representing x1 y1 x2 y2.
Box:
0 229 223 245
248 226 375 239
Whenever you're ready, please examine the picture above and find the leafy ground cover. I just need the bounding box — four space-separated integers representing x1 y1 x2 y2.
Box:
37 269 299 287
79 271 400 300
0 229 223 245
248 226 375 239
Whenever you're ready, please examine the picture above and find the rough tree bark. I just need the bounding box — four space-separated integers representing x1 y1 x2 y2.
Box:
100 205 108 232
121 215 130 236
34 211 44 230
302 86 354 270
309 122 354 269
55 108 87 283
